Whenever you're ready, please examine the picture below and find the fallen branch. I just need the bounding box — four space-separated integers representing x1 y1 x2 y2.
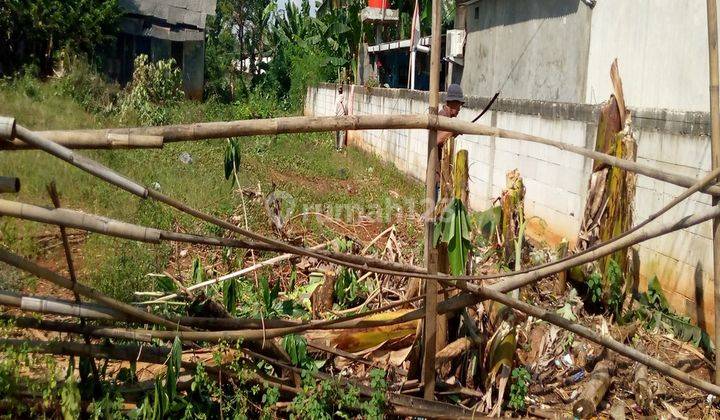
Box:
572 359 615 418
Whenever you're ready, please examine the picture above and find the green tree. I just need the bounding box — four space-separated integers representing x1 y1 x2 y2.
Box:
0 0 120 76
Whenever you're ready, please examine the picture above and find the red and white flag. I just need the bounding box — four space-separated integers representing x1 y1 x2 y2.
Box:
409 0 421 52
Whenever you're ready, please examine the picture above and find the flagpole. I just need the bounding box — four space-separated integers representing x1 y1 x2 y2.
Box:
410 49 416 90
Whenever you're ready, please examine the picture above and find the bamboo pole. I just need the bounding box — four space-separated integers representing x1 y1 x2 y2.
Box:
0 116 14 140
0 247 189 331
422 0 442 400
8 115 720 197
0 199 161 242
707 0 720 385
0 290 127 320
0 177 20 193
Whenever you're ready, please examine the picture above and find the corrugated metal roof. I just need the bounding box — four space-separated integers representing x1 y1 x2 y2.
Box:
119 0 216 29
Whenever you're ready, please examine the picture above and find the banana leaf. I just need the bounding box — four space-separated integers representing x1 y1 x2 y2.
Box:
434 198 473 275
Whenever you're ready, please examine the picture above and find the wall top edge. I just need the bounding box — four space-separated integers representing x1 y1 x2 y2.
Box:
315 83 711 137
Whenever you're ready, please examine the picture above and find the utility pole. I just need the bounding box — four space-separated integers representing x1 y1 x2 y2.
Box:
422 0 441 400
705 0 720 386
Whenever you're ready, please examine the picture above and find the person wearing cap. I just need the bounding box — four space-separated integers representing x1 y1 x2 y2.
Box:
435 83 464 198
335 84 348 151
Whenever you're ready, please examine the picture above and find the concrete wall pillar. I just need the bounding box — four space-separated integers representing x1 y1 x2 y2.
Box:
182 40 205 100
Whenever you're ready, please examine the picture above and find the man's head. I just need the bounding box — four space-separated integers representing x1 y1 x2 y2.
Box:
444 83 464 117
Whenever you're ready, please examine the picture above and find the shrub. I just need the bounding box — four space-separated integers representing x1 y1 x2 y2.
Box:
118 55 184 125
59 54 120 115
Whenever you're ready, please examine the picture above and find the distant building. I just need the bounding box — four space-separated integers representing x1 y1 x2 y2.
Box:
106 0 217 99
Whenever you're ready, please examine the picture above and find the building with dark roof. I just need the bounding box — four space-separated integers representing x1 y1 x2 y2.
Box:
106 0 216 99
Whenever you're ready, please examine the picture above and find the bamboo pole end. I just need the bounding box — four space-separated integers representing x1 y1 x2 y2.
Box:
0 117 16 142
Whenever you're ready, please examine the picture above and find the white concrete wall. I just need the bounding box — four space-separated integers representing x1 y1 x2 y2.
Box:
306 83 717 334
632 128 714 329
306 84 593 245
585 0 718 111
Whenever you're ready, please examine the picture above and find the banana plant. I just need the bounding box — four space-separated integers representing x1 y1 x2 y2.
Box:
433 197 473 276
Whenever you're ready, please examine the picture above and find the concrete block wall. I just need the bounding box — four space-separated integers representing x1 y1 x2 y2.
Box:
306 84 595 244
306 83 717 335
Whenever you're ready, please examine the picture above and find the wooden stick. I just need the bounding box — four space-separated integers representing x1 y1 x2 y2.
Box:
0 247 189 331
422 0 442 400
706 0 720 385
573 358 615 418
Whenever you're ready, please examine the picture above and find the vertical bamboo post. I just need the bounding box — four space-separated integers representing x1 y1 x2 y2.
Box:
707 0 720 385
422 0 442 401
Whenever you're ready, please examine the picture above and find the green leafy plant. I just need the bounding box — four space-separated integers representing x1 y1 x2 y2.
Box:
434 198 473 275
364 369 388 420
118 55 184 125
607 258 625 317
634 276 714 355
191 258 206 285
334 267 366 308
508 366 531 411
132 337 185 418
261 386 280 419
586 271 603 304
60 363 81 420
291 370 363 420
223 277 239 315
473 205 501 245
224 138 242 186
284 334 309 367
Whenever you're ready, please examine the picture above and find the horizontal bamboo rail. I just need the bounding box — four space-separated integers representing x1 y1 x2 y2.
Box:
5 115 719 196
0 198 280 252
0 199 162 242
